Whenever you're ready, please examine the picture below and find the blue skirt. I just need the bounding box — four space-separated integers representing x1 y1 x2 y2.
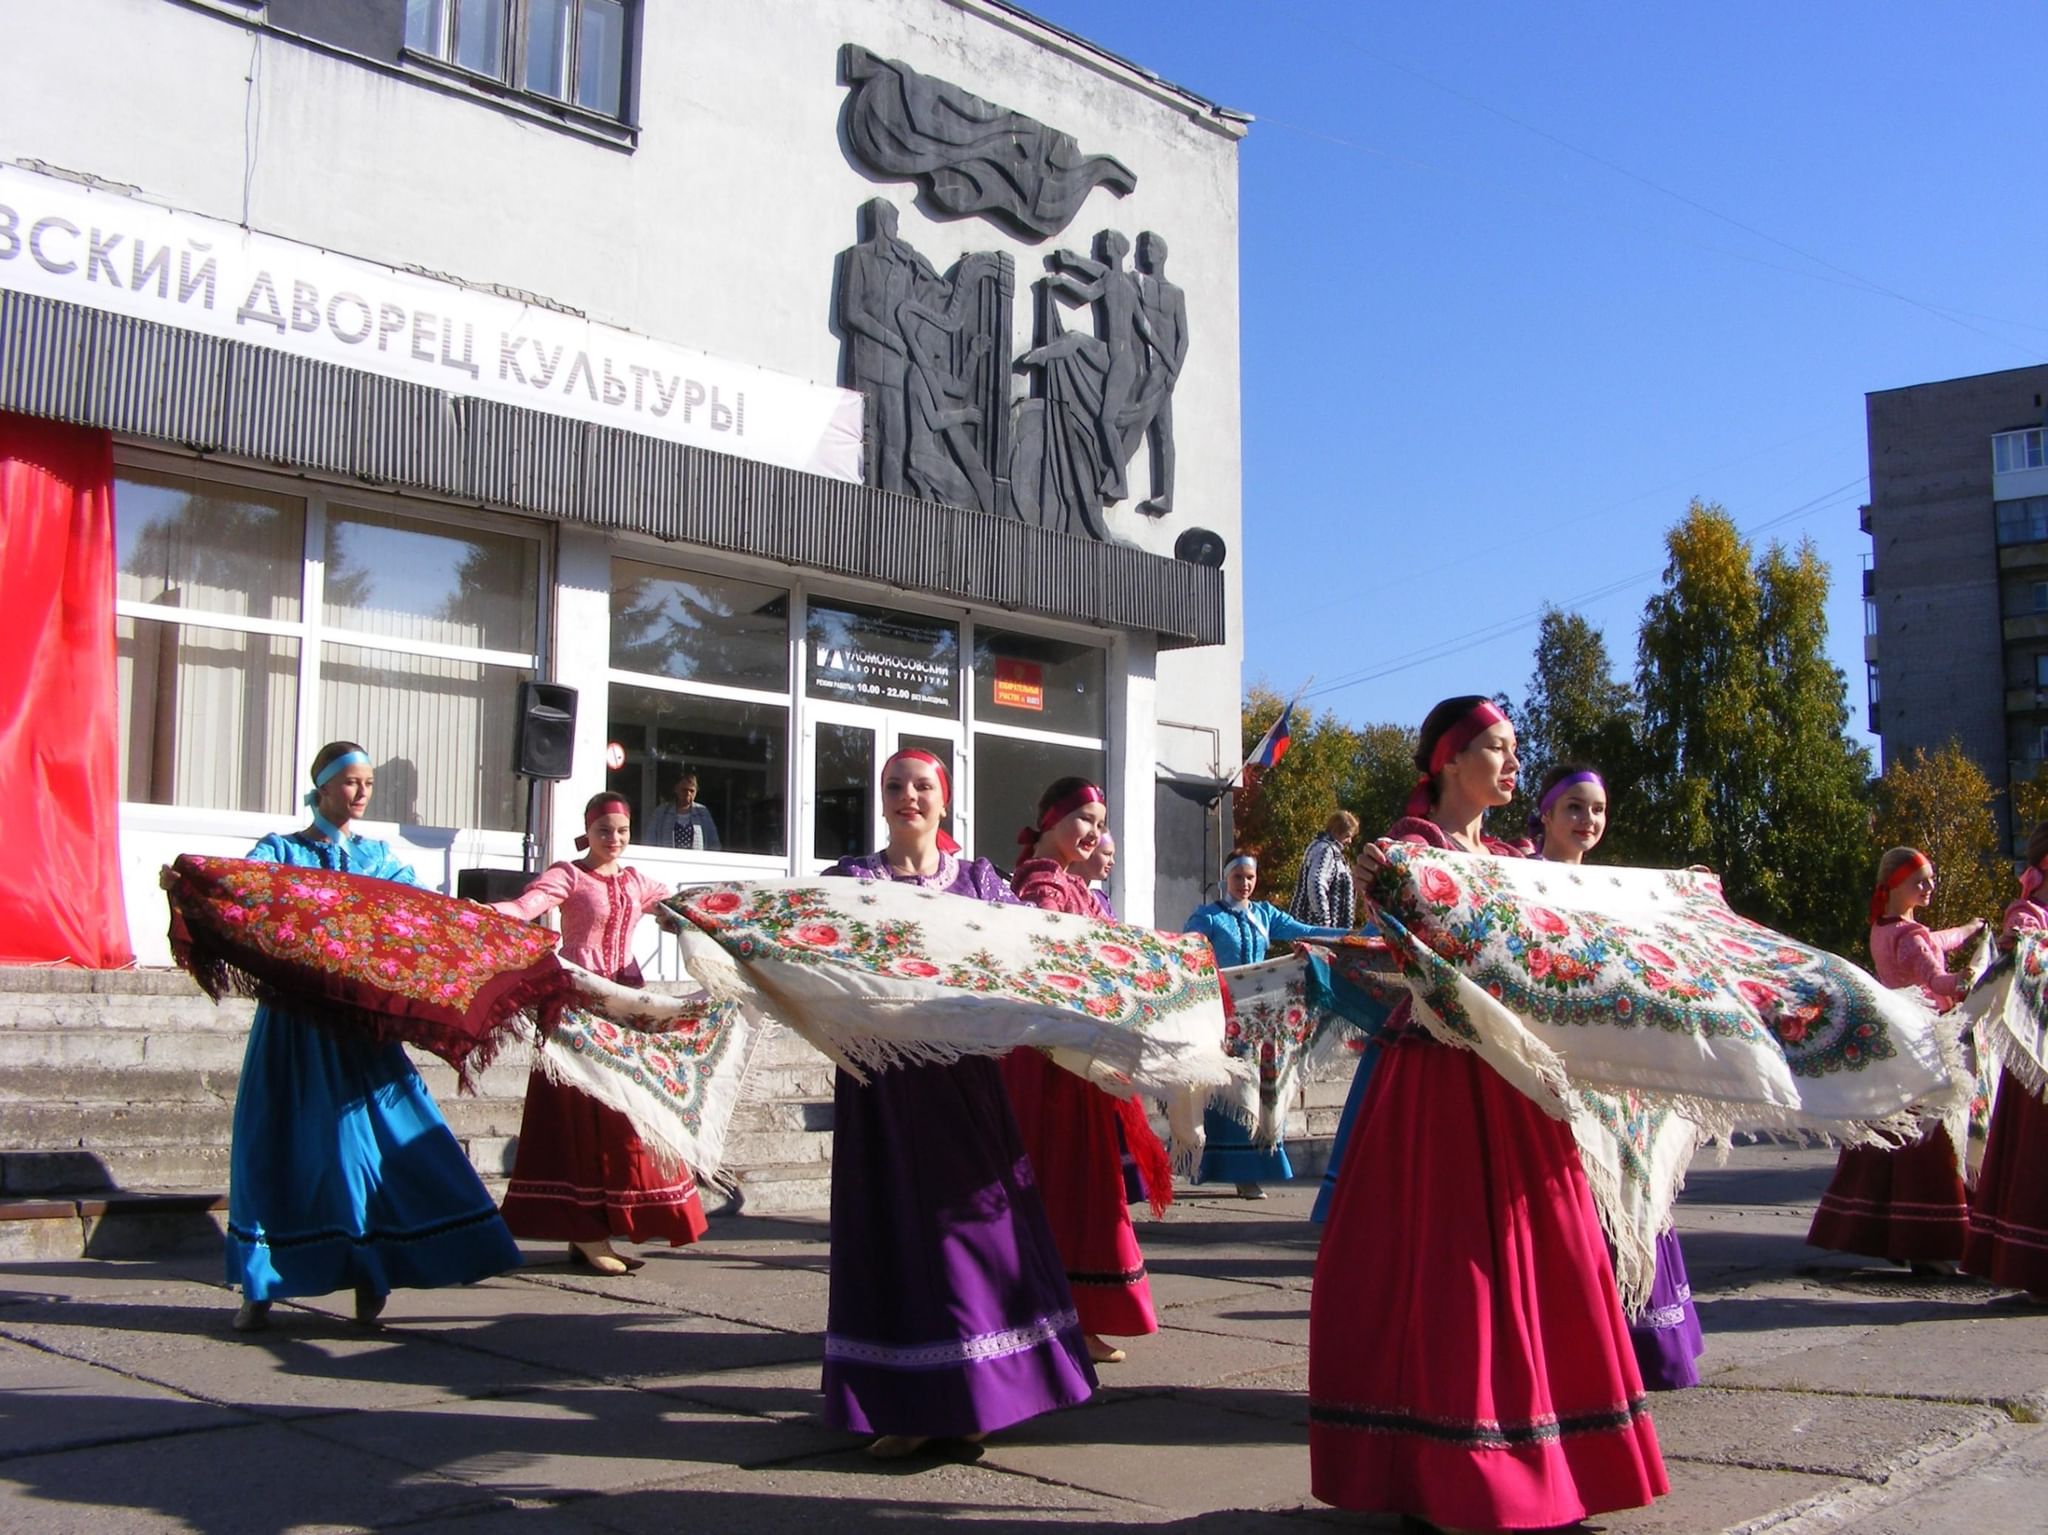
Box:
227 1003 521 1301
1196 1103 1294 1185
1311 1039 1383 1225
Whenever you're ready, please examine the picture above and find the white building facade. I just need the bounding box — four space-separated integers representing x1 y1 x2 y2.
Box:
1 0 1246 965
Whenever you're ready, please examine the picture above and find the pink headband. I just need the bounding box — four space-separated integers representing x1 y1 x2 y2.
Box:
1019 783 1105 850
1404 701 1510 818
1870 852 1932 923
884 748 960 855
575 794 632 852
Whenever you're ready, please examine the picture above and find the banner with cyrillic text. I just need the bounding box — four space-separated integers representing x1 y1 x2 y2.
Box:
0 164 864 482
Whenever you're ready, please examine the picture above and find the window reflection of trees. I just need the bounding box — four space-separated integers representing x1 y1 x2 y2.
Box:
610 567 790 689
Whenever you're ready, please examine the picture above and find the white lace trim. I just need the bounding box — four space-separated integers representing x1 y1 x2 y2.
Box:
824 1309 1080 1369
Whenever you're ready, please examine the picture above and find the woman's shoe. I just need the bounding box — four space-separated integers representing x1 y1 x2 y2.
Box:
232 1300 271 1333
353 1285 387 1325
570 1242 631 1276
1236 1182 1267 1200
866 1434 932 1459
1085 1334 1126 1364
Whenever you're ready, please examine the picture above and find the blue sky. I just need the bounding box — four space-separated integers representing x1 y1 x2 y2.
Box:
1024 0 2048 755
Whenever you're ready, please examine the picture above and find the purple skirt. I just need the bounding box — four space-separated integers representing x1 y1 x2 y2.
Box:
1629 1227 1704 1391
824 1057 1096 1436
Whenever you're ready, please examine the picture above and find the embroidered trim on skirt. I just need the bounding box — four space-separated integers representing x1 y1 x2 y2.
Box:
1807 1126 1967 1263
1309 1037 1667 1529
823 1058 1095 1436
999 1048 1159 1339
498 1067 708 1245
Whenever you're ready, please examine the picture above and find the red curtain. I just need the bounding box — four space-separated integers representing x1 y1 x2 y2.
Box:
0 413 133 967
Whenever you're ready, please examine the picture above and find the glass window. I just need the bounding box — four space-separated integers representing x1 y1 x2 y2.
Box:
610 562 790 690
813 721 876 863
576 0 627 115
805 599 959 718
324 507 538 654
973 628 1105 738
453 0 508 75
1865 662 1880 708
523 0 570 94
608 684 787 856
2036 655 2048 689
2034 582 2048 613
117 619 299 814
973 734 1106 867
320 643 530 831
404 0 446 53
114 470 303 620
1997 497 2048 546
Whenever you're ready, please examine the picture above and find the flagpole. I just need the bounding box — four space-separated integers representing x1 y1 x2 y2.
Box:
1229 675 1315 789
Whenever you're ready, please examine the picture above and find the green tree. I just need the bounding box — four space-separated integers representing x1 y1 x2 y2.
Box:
1345 720 1422 843
1636 502 1873 952
1236 687 1358 900
1515 608 1649 861
1871 743 2003 941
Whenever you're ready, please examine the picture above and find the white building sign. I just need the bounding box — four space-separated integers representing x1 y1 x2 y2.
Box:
0 164 863 481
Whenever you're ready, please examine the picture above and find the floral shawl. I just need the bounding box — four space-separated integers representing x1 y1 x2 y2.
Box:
660 878 1244 1100
1959 931 2048 1106
1361 844 1965 1306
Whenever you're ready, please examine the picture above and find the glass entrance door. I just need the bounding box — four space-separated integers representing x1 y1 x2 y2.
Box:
805 705 964 869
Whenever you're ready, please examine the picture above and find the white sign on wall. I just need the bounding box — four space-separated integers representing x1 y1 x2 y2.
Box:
0 164 864 481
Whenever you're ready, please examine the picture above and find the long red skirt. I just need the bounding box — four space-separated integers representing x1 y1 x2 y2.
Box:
1806 1126 1967 1263
1962 1070 2048 1294
499 1068 708 1246
1309 1037 1667 1529
998 1049 1157 1338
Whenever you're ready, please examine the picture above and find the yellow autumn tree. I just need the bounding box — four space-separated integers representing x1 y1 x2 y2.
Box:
1869 741 2003 939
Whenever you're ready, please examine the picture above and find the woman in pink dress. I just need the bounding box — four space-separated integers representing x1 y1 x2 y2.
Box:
999 777 1169 1366
491 792 707 1274
1964 823 2048 1303
1309 697 1666 1533
1807 847 1982 1274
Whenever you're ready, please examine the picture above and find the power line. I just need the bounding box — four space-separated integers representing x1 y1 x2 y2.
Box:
1296 477 1868 703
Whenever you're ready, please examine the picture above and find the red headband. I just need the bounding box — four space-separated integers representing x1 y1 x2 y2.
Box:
883 749 960 854
576 794 631 851
1404 701 1510 818
1019 783 1106 849
1869 852 1932 923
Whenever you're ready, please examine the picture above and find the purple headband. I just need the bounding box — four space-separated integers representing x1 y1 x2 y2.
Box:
1527 771 1605 845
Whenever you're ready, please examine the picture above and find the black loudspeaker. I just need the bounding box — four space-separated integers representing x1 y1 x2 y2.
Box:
514 681 577 779
457 868 537 905
1174 526 1228 567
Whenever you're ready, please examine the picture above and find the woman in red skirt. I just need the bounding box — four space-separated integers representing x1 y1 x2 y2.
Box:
491 792 707 1273
1000 777 1169 1366
1807 847 1982 1274
1309 696 1666 1532
1963 823 2048 1303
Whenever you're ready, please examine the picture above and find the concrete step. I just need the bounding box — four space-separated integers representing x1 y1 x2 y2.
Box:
725 1161 832 1215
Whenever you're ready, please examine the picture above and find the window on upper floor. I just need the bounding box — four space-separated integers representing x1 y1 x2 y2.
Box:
1998 496 2048 547
404 0 632 119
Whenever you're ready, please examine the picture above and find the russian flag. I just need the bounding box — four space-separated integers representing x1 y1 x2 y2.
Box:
1248 702 1294 771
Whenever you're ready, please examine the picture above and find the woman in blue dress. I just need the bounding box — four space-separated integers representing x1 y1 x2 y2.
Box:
1184 851 1352 1197
228 741 522 1333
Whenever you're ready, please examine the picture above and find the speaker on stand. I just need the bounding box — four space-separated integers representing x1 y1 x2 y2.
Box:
512 681 577 874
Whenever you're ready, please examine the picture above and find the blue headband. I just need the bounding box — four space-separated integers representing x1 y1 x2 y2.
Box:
304 750 371 808
1223 854 1257 875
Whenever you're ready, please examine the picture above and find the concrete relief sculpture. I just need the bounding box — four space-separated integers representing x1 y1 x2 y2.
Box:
841 44 1136 241
836 199 1013 517
1011 230 1190 537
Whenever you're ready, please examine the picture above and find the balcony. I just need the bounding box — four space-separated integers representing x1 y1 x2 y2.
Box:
2007 613 2048 643
1994 429 2048 501
2003 542 2048 571
2007 686 2048 715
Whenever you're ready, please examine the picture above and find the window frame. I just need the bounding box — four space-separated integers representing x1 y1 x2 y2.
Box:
112 444 550 832
403 0 639 125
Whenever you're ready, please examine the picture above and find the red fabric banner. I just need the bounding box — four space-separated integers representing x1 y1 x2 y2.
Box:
0 414 132 967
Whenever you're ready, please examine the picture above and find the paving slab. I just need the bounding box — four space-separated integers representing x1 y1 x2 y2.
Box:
0 1419 493 1534
583 1454 1139 1532
1712 1310 2048 1416
972 1393 1307 1513
293 1382 849 1496
292 1273 820 1382
1592 1459 1844 1534
1094 1324 1305 1393
1642 1385 1999 1480
0 1297 568 1418
1153 1292 1311 1349
1779 1421 2048 1535
636 1355 825 1423
0 1255 227 1305
0 1334 250 1457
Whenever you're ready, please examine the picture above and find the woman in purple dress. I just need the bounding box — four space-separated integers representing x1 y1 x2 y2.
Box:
1532 763 1705 1391
821 748 1095 1458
